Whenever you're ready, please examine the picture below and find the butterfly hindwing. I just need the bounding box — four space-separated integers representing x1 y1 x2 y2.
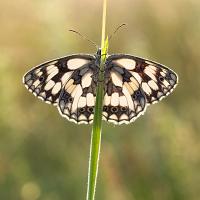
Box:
23 55 95 105
58 69 97 124
103 68 146 125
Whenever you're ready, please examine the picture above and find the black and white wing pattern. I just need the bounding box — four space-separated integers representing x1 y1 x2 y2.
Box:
58 69 97 124
23 55 98 124
23 52 178 125
103 54 178 124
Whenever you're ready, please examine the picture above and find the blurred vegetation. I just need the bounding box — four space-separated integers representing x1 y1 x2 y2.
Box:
0 0 200 200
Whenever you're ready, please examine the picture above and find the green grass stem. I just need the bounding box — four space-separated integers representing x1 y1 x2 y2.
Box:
86 0 108 200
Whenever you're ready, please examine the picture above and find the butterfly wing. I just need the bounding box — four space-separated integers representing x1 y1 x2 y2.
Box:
103 54 178 124
58 69 97 124
23 54 95 105
103 66 146 125
23 54 98 124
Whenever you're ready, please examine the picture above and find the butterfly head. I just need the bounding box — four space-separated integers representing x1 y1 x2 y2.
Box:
95 47 108 65
96 48 102 57
93 48 102 66
96 47 108 59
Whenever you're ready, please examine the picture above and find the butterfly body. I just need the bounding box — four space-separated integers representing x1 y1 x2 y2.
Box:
23 49 178 125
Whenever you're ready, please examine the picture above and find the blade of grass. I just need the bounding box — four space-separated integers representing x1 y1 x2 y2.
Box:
86 0 108 200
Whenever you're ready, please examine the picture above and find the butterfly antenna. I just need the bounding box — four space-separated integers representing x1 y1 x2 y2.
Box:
108 23 127 41
69 29 98 49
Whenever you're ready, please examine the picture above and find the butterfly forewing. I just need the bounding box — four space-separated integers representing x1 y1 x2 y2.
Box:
23 55 95 104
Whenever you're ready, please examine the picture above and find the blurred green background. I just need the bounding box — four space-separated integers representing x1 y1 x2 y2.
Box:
0 0 200 200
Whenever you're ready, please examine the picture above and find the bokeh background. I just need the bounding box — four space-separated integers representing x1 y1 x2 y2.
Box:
0 0 200 200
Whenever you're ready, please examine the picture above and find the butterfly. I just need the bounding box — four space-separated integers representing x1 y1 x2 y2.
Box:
23 48 178 125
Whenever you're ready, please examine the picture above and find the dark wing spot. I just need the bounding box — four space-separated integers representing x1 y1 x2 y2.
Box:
80 107 86 113
68 97 73 103
111 107 118 113
120 107 127 112
133 90 141 99
159 76 164 82
87 107 94 113
39 76 45 82
103 106 108 111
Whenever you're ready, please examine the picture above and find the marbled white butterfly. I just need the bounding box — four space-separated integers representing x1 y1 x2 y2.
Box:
23 48 178 125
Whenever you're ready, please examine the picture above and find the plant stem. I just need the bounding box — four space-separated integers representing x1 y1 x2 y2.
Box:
86 0 108 200
101 0 107 52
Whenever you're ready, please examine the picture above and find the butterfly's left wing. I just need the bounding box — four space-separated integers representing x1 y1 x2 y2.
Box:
23 54 98 124
103 54 178 124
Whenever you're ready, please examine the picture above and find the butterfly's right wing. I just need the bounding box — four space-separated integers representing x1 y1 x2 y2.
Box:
102 54 178 125
102 70 146 125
